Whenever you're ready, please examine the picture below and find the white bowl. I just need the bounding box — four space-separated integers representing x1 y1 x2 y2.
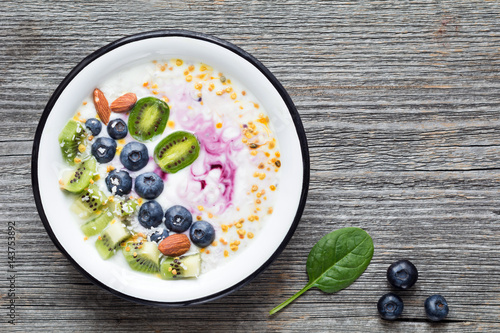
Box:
32 30 309 306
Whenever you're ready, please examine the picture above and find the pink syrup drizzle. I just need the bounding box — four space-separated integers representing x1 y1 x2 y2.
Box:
177 112 244 214
154 166 168 181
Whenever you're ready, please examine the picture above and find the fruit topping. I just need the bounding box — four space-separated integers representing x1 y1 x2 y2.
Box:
425 295 449 321
107 118 128 140
137 200 163 228
110 93 137 113
58 119 87 165
128 97 169 142
387 260 418 289
95 221 131 259
91 137 117 163
120 142 149 171
160 253 201 280
112 197 138 217
93 88 111 125
85 118 102 136
150 229 170 243
164 205 192 233
377 293 404 320
158 233 191 257
134 172 164 199
70 183 107 219
154 131 200 173
189 221 215 248
122 241 160 274
105 169 132 196
61 157 97 193
80 210 113 237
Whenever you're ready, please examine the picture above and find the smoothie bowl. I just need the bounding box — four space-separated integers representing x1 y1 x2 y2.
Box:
32 30 309 306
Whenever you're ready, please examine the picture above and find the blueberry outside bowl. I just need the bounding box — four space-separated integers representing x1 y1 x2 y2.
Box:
31 30 309 306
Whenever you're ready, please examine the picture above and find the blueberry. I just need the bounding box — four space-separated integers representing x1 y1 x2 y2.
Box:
425 295 449 321
164 205 192 232
150 229 170 243
105 169 132 196
377 293 404 320
120 142 149 171
189 221 215 248
85 118 102 136
138 200 163 228
134 172 164 199
387 260 418 289
107 118 128 139
91 137 117 163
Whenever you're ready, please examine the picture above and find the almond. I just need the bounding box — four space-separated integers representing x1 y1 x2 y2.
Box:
93 88 111 124
158 234 191 257
110 93 137 113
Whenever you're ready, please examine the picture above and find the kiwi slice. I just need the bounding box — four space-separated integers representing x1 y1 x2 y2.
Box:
128 97 169 142
62 157 97 193
160 253 201 280
70 184 108 219
112 197 139 217
81 210 113 237
122 241 160 273
95 221 131 259
154 131 200 173
58 120 87 165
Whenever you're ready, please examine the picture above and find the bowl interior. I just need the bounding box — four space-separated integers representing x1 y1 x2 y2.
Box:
35 33 307 304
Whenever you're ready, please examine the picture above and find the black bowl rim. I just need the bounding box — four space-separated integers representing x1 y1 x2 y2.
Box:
31 29 310 307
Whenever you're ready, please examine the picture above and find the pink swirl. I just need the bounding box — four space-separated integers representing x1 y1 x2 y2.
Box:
177 112 244 214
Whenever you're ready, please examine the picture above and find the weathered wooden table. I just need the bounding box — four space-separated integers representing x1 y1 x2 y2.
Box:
2 0 499 331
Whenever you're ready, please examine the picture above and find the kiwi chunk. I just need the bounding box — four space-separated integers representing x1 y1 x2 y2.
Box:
81 210 113 237
160 253 201 280
112 197 139 217
58 120 87 165
70 184 108 219
95 222 131 259
122 241 160 273
128 97 169 142
62 157 97 193
154 131 200 173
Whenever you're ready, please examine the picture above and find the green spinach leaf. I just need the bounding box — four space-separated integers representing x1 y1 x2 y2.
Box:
269 227 374 315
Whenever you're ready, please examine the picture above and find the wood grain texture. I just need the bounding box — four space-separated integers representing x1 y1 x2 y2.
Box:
1 0 500 331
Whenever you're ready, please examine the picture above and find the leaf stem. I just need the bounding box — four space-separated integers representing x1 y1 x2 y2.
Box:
269 283 313 315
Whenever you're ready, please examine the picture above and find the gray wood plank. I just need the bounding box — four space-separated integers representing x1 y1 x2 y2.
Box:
1 0 500 331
